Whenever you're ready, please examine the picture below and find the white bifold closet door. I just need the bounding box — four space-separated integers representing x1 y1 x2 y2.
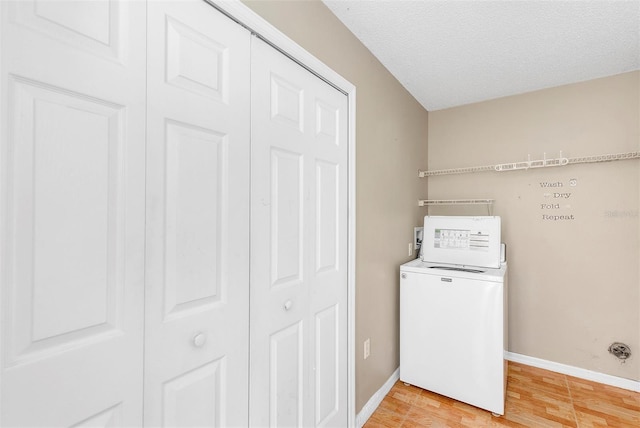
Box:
1 0 349 426
250 37 349 427
0 0 147 426
144 1 251 427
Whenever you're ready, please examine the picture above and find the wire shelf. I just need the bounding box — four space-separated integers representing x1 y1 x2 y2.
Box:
418 151 640 177
418 199 494 207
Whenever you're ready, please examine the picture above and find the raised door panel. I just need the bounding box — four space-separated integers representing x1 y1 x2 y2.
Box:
8 0 122 62
270 322 304 427
315 160 340 274
165 14 228 102
162 359 224 427
271 148 304 287
250 37 348 428
163 121 225 319
144 1 250 427
0 0 146 426
271 75 304 132
314 304 340 426
7 78 123 364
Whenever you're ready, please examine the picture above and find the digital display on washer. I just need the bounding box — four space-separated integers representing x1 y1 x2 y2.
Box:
434 228 490 252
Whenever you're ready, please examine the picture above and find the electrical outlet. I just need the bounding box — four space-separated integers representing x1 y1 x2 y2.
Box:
408 243 413 257
364 338 370 359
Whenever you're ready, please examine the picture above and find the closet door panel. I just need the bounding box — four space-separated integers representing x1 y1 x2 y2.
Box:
145 1 250 426
307 79 348 426
309 88 348 428
0 0 146 426
250 37 348 428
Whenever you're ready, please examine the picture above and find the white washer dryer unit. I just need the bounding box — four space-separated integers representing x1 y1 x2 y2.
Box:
400 216 508 415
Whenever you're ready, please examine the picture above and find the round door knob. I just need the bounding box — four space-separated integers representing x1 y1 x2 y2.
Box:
284 300 293 311
193 332 206 347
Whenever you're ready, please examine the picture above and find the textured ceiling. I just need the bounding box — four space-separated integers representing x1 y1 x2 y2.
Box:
322 0 640 111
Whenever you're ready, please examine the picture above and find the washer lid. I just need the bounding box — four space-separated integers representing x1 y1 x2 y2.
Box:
401 259 507 282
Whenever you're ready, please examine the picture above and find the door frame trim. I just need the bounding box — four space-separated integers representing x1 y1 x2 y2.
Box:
207 1 357 426
0 1 5 423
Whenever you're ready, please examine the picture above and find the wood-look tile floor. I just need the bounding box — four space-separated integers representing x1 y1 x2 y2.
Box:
364 362 640 428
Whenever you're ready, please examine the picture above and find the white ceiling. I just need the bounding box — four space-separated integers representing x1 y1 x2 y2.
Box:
322 0 640 111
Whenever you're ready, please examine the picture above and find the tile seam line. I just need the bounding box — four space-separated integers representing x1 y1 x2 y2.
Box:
405 386 432 427
400 388 414 428
564 373 581 428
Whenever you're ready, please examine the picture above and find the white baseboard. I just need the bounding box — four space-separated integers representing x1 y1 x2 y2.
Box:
355 367 400 428
505 351 640 392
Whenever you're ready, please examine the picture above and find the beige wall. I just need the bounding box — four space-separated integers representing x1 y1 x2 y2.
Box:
242 0 429 412
427 72 640 381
